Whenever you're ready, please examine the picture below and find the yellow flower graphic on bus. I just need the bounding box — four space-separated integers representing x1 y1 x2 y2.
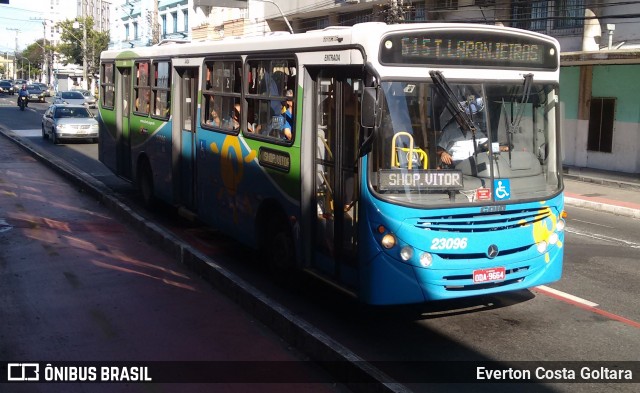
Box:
209 135 257 223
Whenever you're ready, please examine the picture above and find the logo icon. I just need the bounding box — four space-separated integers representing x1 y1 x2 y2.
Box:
7 363 40 381
493 179 511 201
487 244 499 259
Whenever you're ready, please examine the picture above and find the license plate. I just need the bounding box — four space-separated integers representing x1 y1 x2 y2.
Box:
473 267 506 283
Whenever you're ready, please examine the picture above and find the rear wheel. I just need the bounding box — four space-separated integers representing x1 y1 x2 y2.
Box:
266 225 296 284
137 160 155 207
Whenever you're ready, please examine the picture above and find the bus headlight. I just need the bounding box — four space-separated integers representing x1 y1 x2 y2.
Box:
400 246 413 261
419 252 433 268
381 234 396 249
556 219 566 232
548 232 559 245
536 240 548 254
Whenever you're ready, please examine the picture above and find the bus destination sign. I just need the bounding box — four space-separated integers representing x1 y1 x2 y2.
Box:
380 30 558 70
378 169 464 191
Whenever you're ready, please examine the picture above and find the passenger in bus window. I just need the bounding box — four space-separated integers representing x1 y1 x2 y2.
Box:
280 89 294 140
206 96 220 126
245 102 261 133
135 90 150 113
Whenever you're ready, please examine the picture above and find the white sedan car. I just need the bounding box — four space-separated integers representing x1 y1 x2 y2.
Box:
41 104 99 144
53 91 87 106
75 89 98 108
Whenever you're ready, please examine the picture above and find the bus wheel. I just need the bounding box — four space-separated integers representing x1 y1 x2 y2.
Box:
267 229 295 283
137 160 155 207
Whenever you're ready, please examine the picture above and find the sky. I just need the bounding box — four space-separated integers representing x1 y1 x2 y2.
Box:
0 2 49 54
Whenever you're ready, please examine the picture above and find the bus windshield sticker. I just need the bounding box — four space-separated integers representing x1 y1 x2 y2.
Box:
377 169 463 191
259 147 290 172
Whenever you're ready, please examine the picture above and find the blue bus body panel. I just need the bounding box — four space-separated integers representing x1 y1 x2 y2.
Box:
358 164 565 305
194 126 300 249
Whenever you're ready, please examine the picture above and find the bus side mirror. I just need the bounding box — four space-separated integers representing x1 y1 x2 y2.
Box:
361 87 377 129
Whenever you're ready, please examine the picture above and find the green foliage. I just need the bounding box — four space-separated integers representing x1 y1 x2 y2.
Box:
55 17 110 75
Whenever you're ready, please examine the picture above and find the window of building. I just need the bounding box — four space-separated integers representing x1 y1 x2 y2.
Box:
245 58 297 142
587 97 615 153
475 0 495 6
202 59 242 134
171 12 178 33
133 22 138 39
134 61 151 115
152 61 171 119
553 0 584 30
405 2 427 21
125 24 130 40
339 10 376 26
512 1 548 32
183 9 188 32
162 15 167 36
434 0 458 10
100 62 115 109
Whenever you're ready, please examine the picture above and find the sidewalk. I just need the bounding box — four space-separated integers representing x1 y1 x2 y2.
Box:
563 165 640 219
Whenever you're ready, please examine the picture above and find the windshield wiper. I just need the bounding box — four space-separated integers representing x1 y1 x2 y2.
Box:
429 71 477 135
503 73 534 163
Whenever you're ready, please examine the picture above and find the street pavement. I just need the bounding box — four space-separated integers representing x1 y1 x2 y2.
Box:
0 127 638 392
0 131 357 392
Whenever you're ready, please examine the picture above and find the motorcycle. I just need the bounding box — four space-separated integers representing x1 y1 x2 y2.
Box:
19 96 27 111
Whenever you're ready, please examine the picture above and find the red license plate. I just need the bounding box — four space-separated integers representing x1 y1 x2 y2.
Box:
473 267 506 283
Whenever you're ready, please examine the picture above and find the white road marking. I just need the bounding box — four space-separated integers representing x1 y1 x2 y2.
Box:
566 227 640 249
11 129 42 137
570 218 614 228
535 285 599 307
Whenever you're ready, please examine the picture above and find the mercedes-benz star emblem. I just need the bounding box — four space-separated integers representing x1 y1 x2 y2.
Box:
487 244 499 259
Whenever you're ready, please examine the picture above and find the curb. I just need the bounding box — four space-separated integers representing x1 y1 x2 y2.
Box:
563 173 640 192
564 196 640 220
0 129 410 393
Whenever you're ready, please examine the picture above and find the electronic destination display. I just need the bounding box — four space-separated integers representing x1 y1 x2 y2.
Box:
380 29 558 70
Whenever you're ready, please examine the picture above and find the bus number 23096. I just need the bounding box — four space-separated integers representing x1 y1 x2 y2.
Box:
430 237 468 250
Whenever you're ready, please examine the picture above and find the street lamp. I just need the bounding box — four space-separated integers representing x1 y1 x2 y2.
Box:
73 19 88 90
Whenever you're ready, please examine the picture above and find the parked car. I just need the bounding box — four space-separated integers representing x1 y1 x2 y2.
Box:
41 104 99 144
75 89 97 108
53 91 86 106
0 81 14 95
33 83 53 97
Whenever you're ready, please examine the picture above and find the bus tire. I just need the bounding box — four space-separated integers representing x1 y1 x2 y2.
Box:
137 159 155 207
267 228 295 283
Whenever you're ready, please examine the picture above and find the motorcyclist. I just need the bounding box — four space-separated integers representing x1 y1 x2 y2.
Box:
17 84 29 107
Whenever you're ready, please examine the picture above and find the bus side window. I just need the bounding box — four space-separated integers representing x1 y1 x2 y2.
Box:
245 58 296 142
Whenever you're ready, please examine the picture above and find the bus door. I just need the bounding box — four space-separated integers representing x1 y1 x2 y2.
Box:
175 67 198 210
116 66 132 179
313 71 361 286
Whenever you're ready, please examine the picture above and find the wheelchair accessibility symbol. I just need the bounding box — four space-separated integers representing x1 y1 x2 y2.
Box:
494 179 511 201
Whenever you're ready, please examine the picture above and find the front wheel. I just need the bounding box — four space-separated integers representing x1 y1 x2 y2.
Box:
41 125 48 139
266 228 296 284
51 128 59 145
137 160 155 207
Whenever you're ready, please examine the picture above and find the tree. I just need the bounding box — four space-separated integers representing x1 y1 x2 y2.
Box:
56 17 110 76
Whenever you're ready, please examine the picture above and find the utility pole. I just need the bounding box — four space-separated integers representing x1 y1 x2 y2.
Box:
82 0 88 89
7 28 19 79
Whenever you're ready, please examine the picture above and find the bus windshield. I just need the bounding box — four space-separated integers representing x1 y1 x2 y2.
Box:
369 79 561 206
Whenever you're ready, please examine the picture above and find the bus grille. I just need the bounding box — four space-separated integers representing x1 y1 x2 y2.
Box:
413 207 551 233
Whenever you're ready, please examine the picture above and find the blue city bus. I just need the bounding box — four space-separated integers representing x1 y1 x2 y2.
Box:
98 22 565 305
